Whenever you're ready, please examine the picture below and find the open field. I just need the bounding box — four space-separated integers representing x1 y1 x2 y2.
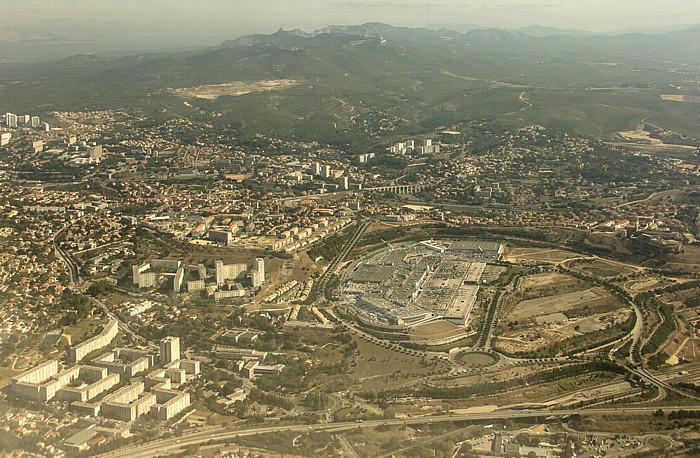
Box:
672 337 700 364
505 247 582 264
410 320 465 341
495 309 631 355
347 423 480 458
64 318 111 347
498 272 607 322
609 128 699 159
508 289 607 321
572 259 639 278
458 352 499 368
430 368 620 408
348 335 450 390
436 364 542 389
495 272 628 355
0 366 21 389
170 79 298 99
620 274 674 295
663 246 700 273
519 271 580 290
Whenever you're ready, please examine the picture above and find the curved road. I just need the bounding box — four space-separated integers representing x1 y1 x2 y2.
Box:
95 406 700 458
53 223 80 285
53 219 146 343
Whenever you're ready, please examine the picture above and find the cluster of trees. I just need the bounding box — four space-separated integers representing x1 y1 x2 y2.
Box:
86 280 115 296
684 295 700 308
641 301 676 357
57 293 94 326
646 351 669 370
354 227 415 249
0 431 43 456
235 430 335 457
667 409 700 420
635 281 700 305
414 361 623 399
510 313 636 359
255 363 307 393
400 335 476 352
248 388 294 411
671 382 700 396
307 227 356 261
303 390 329 410
477 293 501 348
435 226 550 242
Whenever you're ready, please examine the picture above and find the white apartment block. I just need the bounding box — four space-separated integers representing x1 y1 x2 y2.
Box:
70 319 118 362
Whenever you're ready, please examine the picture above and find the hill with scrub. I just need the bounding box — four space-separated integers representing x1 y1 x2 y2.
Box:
1 23 699 146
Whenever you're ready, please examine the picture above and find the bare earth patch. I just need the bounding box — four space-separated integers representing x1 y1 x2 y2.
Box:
662 94 700 103
410 320 466 343
518 272 580 290
508 288 606 321
170 79 299 99
506 247 582 264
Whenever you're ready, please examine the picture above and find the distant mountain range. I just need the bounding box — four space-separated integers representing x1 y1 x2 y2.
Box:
2 21 700 63
221 22 700 61
1 22 699 145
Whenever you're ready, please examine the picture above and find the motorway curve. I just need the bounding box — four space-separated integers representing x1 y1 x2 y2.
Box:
95 406 700 458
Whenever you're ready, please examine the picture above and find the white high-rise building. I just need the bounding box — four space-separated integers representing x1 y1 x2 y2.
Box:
250 271 262 288
215 260 247 286
0 132 11 146
255 258 265 284
5 113 17 128
70 319 118 362
31 116 40 128
173 267 185 293
160 337 180 364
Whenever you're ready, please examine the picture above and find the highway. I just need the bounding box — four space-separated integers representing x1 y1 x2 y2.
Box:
53 223 80 285
53 217 146 344
475 291 504 351
626 365 700 402
312 220 369 303
95 406 700 458
85 295 146 344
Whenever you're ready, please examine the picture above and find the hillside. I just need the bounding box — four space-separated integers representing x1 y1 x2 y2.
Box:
1 24 699 145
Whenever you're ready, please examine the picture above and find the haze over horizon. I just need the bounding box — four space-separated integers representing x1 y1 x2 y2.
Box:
0 0 698 63
2 0 699 41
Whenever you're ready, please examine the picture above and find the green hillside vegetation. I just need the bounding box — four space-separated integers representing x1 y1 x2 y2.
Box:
1 25 699 145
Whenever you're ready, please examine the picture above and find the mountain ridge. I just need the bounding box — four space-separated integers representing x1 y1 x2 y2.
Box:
216 22 700 59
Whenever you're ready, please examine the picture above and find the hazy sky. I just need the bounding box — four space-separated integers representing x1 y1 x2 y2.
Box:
2 0 698 39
